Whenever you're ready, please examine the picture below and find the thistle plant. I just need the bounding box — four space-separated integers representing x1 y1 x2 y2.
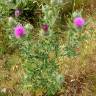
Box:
64 11 89 57
20 3 63 95
0 1 64 95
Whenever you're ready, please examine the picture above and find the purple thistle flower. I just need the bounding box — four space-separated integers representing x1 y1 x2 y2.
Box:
42 24 49 32
15 9 21 17
14 25 26 38
73 17 85 27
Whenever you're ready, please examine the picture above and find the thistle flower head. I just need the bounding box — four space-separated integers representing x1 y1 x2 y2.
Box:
73 17 85 27
15 9 21 17
42 24 49 32
14 25 26 38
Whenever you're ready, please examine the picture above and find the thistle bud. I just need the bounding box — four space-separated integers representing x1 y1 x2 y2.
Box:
25 23 33 32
